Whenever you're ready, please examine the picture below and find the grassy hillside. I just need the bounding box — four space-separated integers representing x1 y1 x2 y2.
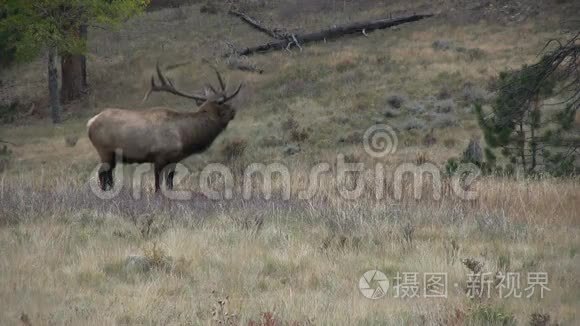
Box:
0 1 579 325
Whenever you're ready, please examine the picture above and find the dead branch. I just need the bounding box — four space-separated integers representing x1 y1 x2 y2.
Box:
234 13 434 56
166 61 192 71
226 56 264 74
0 139 15 146
228 9 289 40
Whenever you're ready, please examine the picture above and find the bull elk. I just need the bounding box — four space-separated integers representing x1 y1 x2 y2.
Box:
87 63 243 192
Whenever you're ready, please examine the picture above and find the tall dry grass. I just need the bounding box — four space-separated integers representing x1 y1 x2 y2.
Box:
0 169 579 324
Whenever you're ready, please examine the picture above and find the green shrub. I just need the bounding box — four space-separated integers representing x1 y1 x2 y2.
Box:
0 101 20 124
469 305 516 326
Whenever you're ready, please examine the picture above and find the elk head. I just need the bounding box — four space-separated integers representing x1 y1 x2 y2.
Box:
143 62 243 123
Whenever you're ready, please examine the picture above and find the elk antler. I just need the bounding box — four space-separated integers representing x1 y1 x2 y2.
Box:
212 66 226 92
221 83 244 103
143 62 207 104
143 62 243 105
211 66 244 104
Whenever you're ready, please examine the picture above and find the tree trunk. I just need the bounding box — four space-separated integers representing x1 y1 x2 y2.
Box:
519 121 527 173
80 24 88 88
60 53 85 103
530 96 540 173
48 47 61 124
60 25 88 103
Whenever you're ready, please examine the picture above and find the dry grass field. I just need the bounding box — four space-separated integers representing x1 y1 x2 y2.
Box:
1 0 579 325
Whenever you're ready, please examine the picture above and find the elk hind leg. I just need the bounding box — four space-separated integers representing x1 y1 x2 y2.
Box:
164 164 177 191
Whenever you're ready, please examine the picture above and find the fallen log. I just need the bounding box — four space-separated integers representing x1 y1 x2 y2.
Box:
236 14 434 56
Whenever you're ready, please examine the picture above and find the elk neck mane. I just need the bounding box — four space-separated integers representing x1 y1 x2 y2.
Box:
171 102 230 153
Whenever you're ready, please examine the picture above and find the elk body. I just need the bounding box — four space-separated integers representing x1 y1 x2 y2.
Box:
87 63 242 192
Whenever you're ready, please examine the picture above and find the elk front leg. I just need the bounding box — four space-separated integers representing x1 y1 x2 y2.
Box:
154 164 163 193
98 161 115 191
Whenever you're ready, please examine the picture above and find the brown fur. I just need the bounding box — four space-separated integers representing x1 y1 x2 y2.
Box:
87 101 236 191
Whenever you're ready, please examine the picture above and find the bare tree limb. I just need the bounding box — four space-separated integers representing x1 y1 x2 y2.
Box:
228 9 289 40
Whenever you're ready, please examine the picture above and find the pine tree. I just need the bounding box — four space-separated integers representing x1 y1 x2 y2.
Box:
0 0 149 123
476 33 579 176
